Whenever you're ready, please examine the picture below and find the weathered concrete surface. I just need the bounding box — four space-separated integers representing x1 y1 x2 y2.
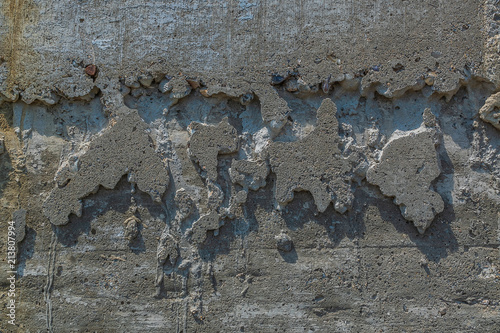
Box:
0 0 500 332
1 0 499 105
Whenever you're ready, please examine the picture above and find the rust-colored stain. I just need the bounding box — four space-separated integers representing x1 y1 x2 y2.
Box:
2 0 37 92
3 0 25 88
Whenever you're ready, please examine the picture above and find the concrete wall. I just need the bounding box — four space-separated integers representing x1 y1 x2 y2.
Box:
0 0 499 332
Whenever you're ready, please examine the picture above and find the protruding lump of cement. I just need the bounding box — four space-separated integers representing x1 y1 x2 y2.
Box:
479 91 500 130
174 188 195 220
251 83 291 133
188 117 239 180
423 108 437 128
233 190 248 204
157 232 178 266
229 159 269 191
267 98 364 214
159 75 192 102
124 216 140 241
190 211 220 245
365 128 381 148
43 108 170 226
275 231 293 252
12 209 27 244
169 76 192 100
206 179 225 211
366 126 444 234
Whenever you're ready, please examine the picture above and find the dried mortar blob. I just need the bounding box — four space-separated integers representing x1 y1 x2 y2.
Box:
267 98 366 214
367 121 444 233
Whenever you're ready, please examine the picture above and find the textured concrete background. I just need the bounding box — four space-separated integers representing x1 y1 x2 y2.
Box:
0 0 499 332
1 0 497 101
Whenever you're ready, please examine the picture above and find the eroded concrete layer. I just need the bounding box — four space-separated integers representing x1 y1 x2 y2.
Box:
0 79 499 331
1 0 499 107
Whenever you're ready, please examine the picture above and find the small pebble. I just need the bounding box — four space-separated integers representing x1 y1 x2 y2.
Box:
322 75 331 93
138 74 153 87
131 88 145 98
84 64 97 77
334 201 347 214
285 79 299 92
200 89 210 97
125 77 141 89
119 84 130 96
275 231 293 252
271 74 286 85
438 306 447 316
297 78 310 93
424 76 435 86
431 51 442 58
159 78 172 93
186 79 200 89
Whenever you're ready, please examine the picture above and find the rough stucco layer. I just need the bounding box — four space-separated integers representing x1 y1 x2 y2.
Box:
1 0 498 103
0 1 500 333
